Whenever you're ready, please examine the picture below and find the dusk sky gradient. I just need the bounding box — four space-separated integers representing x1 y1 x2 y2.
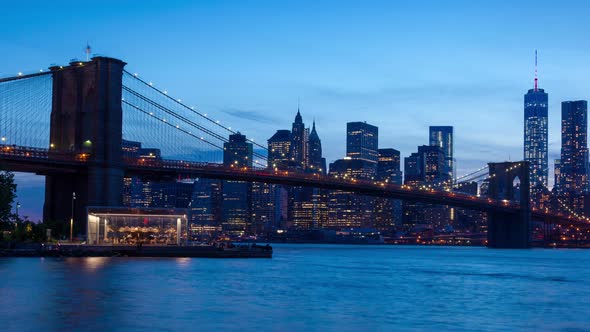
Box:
2 0 590 220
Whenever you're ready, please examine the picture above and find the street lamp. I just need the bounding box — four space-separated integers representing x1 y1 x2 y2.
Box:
70 192 76 242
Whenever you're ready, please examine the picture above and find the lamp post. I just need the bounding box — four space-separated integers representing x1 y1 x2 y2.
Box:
70 192 76 242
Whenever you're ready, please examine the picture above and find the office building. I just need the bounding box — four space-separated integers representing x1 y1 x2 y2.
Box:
375 148 403 230
346 122 378 163
222 132 253 234
524 53 549 200
560 101 588 194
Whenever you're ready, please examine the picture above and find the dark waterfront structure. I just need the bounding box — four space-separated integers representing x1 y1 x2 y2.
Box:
429 126 454 181
559 101 589 195
523 55 548 202
346 121 378 163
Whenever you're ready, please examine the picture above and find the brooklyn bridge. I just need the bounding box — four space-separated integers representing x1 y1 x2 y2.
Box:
0 56 587 248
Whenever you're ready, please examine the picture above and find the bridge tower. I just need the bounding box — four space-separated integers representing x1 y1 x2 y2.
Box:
486 161 531 248
43 57 126 235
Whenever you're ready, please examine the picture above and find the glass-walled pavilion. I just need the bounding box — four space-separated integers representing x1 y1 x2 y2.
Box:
87 207 188 245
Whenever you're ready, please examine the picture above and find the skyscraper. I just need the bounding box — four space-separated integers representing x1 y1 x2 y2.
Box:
403 145 447 228
429 126 454 181
418 145 447 184
375 148 403 230
189 178 222 231
286 109 327 229
524 51 549 198
290 109 306 170
346 122 378 164
308 121 326 174
554 159 562 191
560 100 589 194
377 148 402 184
268 129 292 170
326 158 376 229
266 129 291 230
222 132 253 234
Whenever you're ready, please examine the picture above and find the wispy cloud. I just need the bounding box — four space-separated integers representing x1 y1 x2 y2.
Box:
218 107 280 125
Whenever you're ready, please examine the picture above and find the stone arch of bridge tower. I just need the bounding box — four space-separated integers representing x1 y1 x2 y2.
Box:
486 161 531 248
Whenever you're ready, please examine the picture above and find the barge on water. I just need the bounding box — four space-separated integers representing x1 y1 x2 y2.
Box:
0 243 272 258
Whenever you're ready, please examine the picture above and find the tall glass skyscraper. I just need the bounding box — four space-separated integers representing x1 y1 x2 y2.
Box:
346 122 378 164
429 126 454 181
560 100 588 194
524 52 548 196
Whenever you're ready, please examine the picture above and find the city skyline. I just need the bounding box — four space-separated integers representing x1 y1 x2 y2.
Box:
4 0 590 220
3 3 590 331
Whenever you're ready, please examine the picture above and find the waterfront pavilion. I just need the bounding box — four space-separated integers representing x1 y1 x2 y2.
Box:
87 207 188 245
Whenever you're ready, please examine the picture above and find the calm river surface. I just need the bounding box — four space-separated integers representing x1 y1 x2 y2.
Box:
0 245 589 332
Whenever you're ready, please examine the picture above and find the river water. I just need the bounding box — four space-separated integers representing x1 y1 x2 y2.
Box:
0 245 588 332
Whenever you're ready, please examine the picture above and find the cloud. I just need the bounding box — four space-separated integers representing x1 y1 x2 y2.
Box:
218 107 280 125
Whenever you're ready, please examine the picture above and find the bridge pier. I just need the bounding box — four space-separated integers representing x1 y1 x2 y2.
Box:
43 57 126 236
486 162 531 248
487 211 529 248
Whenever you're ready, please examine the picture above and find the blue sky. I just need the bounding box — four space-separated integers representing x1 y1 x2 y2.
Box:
2 0 590 220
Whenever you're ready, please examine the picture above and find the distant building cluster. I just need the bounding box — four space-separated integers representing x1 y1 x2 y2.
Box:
117 53 590 240
121 107 473 239
523 55 590 219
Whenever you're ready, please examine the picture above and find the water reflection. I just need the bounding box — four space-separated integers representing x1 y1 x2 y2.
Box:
175 257 191 267
81 257 108 271
0 246 588 331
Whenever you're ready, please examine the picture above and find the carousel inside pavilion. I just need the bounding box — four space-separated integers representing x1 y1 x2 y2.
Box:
86 207 188 245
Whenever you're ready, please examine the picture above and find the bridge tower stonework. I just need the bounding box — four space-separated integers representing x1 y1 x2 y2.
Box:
486 161 530 248
43 57 126 234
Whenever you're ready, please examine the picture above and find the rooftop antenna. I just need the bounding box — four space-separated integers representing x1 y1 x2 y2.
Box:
534 49 538 91
85 42 92 62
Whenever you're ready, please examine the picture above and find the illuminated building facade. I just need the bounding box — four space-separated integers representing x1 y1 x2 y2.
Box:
403 145 448 228
326 158 376 229
222 132 253 234
308 121 326 174
429 126 454 182
189 178 222 232
374 148 403 230
268 130 292 170
524 52 549 202
560 100 588 195
524 88 548 200
290 109 306 170
346 121 378 163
